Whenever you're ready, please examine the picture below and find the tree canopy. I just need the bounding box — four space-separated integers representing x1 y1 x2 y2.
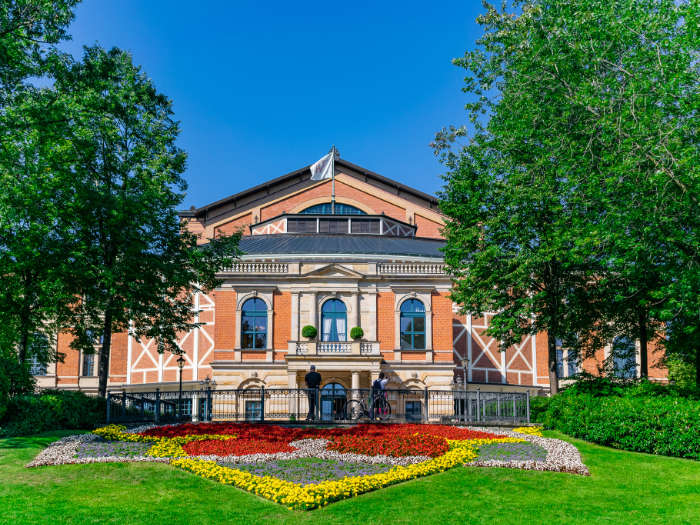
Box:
436 0 698 390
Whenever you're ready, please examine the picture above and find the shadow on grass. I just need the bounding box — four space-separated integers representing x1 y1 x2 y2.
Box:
0 430 88 449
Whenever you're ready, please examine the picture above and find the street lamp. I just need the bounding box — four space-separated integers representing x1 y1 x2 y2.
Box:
461 357 469 422
177 355 185 420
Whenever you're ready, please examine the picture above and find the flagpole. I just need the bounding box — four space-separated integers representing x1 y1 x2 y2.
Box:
331 145 336 215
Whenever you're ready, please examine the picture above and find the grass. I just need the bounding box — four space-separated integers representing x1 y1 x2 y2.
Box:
1 430 698 524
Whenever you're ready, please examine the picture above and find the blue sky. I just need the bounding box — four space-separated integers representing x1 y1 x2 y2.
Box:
61 1 483 208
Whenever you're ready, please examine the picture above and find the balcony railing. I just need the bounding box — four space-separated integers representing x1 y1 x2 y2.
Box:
377 263 446 275
289 341 380 356
221 262 289 274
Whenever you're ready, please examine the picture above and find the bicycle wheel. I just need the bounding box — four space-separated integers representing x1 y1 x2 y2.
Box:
345 399 365 421
378 399 392 421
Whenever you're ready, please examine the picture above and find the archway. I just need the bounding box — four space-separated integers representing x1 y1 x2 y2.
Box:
320 382 347 421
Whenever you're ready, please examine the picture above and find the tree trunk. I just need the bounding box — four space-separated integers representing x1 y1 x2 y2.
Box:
18 326 29 365
547 331 559 395
97 309 113 398
638 308 648 378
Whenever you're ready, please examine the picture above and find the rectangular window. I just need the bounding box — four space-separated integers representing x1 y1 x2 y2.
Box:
318 218 348 233
556 349 564 378
350 219 380 234
287 218 317 233
82 353 95 377
29 356 47 376
405 401 422 422
245 400 262 421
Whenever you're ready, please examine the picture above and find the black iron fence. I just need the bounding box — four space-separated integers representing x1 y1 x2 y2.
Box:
106 387 530 425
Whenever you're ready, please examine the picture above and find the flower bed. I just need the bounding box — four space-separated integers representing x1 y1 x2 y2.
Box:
27 422 589 509
327 433 449 458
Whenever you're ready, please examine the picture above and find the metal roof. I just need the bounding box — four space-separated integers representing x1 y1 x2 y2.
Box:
237 234 445 258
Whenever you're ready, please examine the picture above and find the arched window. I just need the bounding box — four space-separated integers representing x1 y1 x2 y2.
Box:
299 203 367 215
321 299 347 341
241 298 267 349
612 336 637 379
400 299 425 350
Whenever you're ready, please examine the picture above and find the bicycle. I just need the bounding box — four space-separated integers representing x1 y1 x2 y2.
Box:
346 392 392 422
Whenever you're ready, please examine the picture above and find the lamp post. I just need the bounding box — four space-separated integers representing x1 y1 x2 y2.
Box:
177 355 185 420
461 357 469 422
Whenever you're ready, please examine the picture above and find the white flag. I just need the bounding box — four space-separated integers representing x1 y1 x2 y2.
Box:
310 152 334 180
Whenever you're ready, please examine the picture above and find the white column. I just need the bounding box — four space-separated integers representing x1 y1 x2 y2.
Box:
309 292 317 333
291 292 299 341
352 291 360 331
351 371 360 400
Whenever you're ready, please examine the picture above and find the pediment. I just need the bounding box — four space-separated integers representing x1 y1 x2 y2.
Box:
302 264 365 279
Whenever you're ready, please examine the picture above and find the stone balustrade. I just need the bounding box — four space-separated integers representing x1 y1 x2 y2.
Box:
376 262 446 275
221 262 289 274
288 341 380 356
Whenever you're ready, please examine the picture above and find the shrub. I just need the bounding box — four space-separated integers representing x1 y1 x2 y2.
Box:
350 326 364 340
529 395 551 422
538 382 700 460
301 325 317 339
0 390 106 437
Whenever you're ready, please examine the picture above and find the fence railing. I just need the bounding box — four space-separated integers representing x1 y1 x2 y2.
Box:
107 388 529 425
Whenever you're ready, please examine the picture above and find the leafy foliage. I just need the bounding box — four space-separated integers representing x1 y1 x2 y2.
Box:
435 0 699 388
301 325 317 339
535 378 700 459
350 326 364 340
0 389 105 436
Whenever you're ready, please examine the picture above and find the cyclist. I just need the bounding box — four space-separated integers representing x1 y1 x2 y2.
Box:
371 372 389 420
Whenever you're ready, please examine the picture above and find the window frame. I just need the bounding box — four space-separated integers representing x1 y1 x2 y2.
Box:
321 299 347 342
240 297 268 350
399 298 426 350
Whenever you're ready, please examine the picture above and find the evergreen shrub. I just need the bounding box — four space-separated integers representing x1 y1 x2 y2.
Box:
536 378 700 459
0 390 106 436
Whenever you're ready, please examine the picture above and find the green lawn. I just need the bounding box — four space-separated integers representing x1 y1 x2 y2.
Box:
1 430 698 524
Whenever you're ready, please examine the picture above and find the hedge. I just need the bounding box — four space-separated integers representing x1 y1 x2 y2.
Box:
534 379 700 460
0 390 106 437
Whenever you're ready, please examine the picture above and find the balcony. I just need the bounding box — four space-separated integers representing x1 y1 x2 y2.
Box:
288 341 380 356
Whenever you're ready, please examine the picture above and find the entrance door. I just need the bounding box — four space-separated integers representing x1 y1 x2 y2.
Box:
320 383 347 421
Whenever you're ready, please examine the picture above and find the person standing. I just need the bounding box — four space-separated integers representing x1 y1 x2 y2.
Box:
371 372 389 420
305 365 322 421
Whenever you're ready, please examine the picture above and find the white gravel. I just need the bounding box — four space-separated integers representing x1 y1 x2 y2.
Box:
26 425 589 476
465 426 590 476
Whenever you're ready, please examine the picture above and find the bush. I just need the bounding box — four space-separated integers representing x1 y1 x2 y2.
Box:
0 390 106 437
301 325 317 339
529 395 551 422
538 380 700 460
350 326 364 340
0 350 38 419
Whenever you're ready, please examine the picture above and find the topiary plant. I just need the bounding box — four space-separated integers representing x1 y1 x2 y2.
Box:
301 325 317 339
350 326 364 340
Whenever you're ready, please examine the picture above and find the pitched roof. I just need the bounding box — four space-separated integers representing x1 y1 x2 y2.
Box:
179 157 440 222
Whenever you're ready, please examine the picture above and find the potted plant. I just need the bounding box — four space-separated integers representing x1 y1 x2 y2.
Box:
350 326 364 340
301 325 317 340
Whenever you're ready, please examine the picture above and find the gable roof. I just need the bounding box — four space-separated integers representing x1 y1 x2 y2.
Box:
179 157 440 224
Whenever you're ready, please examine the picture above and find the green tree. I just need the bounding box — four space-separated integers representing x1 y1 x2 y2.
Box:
53 47 240 397
435 0 698 392
0 1 80 367
0 0 79 92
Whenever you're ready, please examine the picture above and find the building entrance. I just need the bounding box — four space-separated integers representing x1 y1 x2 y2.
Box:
320 383 347 421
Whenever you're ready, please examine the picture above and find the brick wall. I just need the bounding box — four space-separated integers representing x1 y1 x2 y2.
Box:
377 292 395 353
273 291 291 352
214 290 236 349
